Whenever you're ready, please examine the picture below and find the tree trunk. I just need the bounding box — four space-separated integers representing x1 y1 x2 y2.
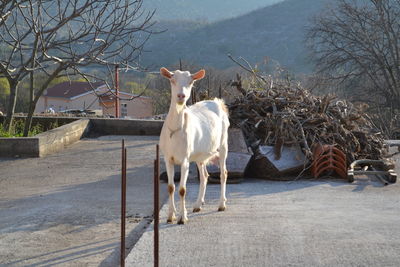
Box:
23 70 35 137
4 80 18 132
24 93 42 138
23 68 63 137
23 103 35 137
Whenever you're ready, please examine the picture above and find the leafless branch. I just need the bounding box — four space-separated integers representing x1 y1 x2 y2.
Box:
0 0 156 133
227 54 268 84
307 0 400 109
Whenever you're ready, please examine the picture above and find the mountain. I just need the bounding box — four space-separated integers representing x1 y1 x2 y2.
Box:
140 0 330 73
143 0 284 22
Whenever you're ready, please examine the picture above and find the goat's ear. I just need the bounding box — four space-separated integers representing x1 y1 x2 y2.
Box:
192 69 205 81
160 67 173 79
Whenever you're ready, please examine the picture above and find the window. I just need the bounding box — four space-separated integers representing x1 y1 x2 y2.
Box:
121 103 128 117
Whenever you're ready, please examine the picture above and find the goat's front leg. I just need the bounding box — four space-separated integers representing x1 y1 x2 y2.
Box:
165 160 176 223
178 159 189 224
193 162 207 212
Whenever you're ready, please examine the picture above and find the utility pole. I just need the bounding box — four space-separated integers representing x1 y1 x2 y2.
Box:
115 64 120 118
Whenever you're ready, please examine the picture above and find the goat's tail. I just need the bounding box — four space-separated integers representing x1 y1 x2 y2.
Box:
213 98 229 117
214 98 230 154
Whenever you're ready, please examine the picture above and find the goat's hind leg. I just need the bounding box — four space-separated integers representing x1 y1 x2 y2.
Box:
193 162 208 212
165 160 176 223
218 145 228 212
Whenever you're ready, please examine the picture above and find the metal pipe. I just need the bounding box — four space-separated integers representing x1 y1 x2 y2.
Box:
370 166 389 185
154 145 160 267
351 170 393 175
121 139 126 267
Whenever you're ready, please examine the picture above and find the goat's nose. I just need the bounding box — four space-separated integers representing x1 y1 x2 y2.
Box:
177 93 185 100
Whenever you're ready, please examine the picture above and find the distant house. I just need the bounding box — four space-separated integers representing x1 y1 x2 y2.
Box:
35 81 153 118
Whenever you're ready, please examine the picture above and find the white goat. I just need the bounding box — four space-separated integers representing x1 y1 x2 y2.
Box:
159 67 230 224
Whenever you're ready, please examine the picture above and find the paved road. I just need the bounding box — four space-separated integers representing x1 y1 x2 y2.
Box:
127 153 400 267
0 135 169 267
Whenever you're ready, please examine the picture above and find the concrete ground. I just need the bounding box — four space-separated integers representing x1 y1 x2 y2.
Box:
0 135 171 266
127 152 400 267
1 136 399 267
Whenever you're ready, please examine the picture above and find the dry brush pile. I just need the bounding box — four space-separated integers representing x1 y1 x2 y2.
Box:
228 77 387 164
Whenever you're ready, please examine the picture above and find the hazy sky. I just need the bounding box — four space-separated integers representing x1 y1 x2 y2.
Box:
144 0 285 22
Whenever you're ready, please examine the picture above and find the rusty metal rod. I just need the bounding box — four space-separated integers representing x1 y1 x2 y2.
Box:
154 145 160 267
121 140 126 267
115 64 120 118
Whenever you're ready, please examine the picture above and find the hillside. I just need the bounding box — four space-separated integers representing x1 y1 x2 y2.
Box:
140 0 330 73
143 0 283 22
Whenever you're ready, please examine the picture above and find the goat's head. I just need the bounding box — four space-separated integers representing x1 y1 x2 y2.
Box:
160 67 205 106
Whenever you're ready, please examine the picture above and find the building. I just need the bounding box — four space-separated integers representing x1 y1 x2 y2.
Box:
35 81 153 118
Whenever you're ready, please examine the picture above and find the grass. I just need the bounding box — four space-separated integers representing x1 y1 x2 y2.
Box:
0 120 48 137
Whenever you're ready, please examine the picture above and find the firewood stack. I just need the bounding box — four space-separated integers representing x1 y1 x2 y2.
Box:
228 80 387 164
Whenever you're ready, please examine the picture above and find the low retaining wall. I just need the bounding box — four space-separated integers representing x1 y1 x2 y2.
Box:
0 137 40 157
0 119 90 158
37 119 90 157
89 118 163 136
0 117 164 158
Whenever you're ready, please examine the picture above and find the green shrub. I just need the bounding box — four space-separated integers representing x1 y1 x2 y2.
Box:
0 120 45 137
0 124 13 137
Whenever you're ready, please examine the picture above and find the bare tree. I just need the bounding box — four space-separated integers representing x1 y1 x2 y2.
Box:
0 0 155 135
307 0 400 110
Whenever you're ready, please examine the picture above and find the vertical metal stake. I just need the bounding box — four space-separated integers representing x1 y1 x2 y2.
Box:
154 145 160 267
115 64 120 118
121 139 126 267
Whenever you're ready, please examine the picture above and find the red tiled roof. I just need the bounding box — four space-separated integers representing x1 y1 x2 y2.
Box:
44 81 105 99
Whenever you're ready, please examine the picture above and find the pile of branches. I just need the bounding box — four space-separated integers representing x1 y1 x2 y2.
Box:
228 77 387 163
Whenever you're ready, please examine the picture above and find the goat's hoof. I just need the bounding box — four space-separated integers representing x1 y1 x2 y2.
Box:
177 217 188 225
218 206 226 212
193 207 201 213
167 216 176 224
